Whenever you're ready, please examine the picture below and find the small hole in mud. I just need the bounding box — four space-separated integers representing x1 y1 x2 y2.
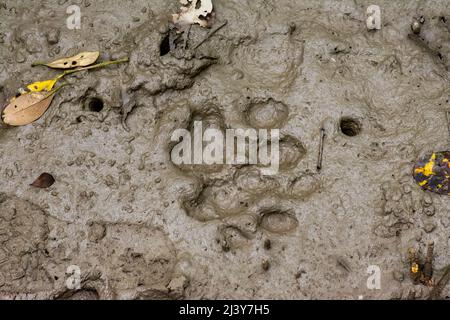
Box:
88 98 104 112
160 34 171 56
340 117 362 137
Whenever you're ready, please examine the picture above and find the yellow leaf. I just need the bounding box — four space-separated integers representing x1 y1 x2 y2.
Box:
32 51 100 69
27 79 58 92
411 263 419 274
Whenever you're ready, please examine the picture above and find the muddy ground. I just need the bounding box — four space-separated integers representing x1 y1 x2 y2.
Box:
0 0 449 300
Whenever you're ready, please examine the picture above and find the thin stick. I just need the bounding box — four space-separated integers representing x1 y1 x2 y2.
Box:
446 110 450 140
56 58 129 81
429 265 450 300
183 25 192 50
423 241 434 281
193 20 228 50
45 83 68 98
317 127 326 171
32 61 52 67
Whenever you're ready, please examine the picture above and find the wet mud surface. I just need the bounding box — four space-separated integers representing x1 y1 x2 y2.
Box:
0 0 450 299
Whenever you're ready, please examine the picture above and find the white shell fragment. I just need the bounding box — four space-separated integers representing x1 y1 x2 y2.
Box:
172 0 214 28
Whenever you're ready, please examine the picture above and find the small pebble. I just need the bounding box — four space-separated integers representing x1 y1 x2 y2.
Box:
411 20 421 34
391 190 402 202
393 270 404 282
15 51 26 63
423 194 433 206
402 184 412 194
423 223 436 233
46 29 60 45
424 206 435 217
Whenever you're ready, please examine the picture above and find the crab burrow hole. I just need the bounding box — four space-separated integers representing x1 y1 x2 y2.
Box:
160 34 171 56
339 117 362 137
87 97 104 112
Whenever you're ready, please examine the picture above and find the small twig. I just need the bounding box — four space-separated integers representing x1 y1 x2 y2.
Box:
193 20 228 50
183 25 192 50
42 83 69 99
51 58 129 85
429 266 450 300
56 58 129 80
31 61 50 67
446 110 450 140
317 127 326 171
407 290 416 300
423 241 434 281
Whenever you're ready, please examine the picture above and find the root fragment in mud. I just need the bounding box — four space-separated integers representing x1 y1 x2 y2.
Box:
408 242 436 288
429 266 450 300
446 111 450 139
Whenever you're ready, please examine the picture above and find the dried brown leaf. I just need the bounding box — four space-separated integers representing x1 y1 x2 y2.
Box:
1 91 57 126
30 173 55 189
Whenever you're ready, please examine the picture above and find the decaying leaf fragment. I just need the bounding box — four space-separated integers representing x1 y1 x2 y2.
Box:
1 86 63 126
32 51 100 69
413 151 450 196
172 0 214 28
31 173 55 189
